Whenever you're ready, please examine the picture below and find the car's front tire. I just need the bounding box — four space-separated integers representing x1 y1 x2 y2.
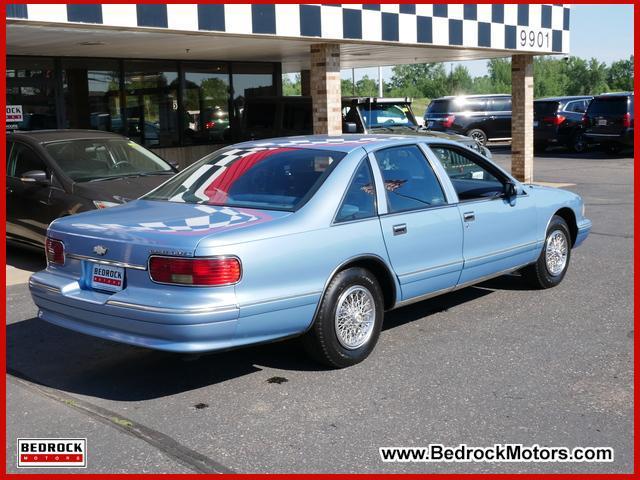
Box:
302 267 384 368
521 215 572 289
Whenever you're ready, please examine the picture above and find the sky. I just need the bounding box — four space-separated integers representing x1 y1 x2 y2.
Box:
340 4 634 82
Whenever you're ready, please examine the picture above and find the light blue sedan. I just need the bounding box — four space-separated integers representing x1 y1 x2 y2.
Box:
30 135 591 368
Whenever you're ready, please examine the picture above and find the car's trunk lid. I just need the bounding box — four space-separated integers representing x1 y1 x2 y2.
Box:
48 199 289 267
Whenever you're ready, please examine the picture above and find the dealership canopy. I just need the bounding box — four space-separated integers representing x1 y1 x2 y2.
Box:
7 4 571 181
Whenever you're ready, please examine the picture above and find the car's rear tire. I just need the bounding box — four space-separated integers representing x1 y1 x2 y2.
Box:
302 267 384 368
521 215 572 289
467 128 488 146
570 131 587 153
534 141 547 153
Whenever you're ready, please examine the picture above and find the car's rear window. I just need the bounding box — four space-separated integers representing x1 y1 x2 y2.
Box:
143 147 345 211
534 101 559 117
587 97 629 116
426 100 453 114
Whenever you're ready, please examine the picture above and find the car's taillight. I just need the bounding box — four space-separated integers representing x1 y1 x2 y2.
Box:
623 112 631 128
441 115 455 128
543 115 566 126
582 115 590 127
204 121 216 129
149 256 241 286
45 237 65 265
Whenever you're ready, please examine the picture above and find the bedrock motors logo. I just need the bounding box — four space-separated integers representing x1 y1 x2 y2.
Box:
17 439 87 468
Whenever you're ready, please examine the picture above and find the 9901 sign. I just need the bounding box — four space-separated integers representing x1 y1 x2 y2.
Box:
517 27 552 52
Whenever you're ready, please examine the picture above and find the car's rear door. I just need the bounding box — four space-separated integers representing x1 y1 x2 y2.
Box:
370 143 464 302
425 144 539 286
485 97 512 139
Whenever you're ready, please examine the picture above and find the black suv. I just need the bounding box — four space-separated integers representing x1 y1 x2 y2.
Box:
240 96 491 157
583 93 634 154
423 94 512 146
534 96 593 153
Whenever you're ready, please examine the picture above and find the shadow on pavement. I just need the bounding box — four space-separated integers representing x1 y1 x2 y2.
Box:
7 274 529 402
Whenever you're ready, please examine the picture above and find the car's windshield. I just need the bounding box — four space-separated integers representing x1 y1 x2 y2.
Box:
143 147 346 211
44 138 173 182
357 104 416 129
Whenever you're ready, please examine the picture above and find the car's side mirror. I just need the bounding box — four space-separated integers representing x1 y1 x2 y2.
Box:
20 170 50 185
504 181 517 198
343 122 357 134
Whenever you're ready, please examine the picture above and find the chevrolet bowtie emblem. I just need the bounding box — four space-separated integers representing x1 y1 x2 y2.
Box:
93 245 108 256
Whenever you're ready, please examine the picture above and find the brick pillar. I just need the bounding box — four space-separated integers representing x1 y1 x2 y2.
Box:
300 70 311 97
310 44 342 135
511 54 534 183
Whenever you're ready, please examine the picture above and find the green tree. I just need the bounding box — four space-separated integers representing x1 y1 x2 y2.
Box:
388 63 448 99
607 55 634 92
282 73 301 96
354 75 379 96
487 58 511 93
447 64 473 95
534 56 568 97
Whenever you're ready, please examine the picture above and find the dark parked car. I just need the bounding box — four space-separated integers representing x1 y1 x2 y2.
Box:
423 94 512 146
6 130 177 247
583 92 634 154
534 96 593 153
240 96 491 157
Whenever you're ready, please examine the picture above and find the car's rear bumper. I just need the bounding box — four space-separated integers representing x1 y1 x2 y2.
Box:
574 218 592 248
584 128 634 147
29 269 318 353
29 270 241 353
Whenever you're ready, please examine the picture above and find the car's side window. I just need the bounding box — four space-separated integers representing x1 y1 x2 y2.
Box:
9 142 47 178
373 145 446 214
335 159 377 223
430 146 505 202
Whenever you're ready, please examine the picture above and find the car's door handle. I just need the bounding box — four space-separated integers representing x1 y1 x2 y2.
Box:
392 224 407 235
463 211 475 222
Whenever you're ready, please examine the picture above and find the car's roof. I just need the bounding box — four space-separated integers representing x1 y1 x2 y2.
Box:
593 92 634 99
535 95 593 102
434 94 511 100
7 129 124 144
231 134 433 153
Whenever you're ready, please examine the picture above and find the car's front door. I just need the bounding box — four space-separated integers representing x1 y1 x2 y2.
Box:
6 141 58 245
371 144 464 302
426 144 539 286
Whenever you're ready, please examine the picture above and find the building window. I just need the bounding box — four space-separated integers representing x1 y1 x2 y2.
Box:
231 62 275 135
182 62 230 145
124 60 179 148
62 58 121 133
6 57 57 131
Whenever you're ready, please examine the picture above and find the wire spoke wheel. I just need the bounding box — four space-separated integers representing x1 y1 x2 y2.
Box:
334 285 376 350
545 229 568 276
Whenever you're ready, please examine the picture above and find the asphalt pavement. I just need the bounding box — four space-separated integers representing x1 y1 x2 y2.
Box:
5 147 634 473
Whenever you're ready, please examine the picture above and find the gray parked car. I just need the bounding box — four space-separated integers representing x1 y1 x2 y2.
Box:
6 129 177 247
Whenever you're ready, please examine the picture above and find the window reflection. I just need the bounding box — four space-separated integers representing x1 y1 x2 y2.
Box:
124 60 179 148
183 63 230 144
232 63 275 135
62 58 121 133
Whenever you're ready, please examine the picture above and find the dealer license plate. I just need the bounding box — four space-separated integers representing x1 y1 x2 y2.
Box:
90 263 124 292
598 119 607 126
